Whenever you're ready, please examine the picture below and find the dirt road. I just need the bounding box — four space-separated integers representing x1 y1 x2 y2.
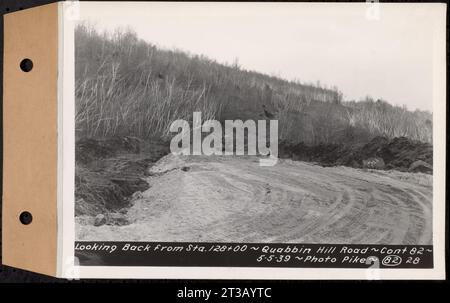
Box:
76 154 433 245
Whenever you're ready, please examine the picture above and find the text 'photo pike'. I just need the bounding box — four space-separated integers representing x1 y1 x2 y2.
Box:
57 1 445 279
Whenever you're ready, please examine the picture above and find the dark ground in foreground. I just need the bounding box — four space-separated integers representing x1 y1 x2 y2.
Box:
75 137 169 219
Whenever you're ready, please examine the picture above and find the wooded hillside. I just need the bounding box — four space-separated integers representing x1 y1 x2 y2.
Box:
75 25 432 145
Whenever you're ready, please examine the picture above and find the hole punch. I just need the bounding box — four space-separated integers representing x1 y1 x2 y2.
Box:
19 211 33 225
20 58 33 72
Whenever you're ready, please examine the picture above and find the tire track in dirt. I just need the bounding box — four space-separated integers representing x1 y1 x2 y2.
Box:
76 155 433 244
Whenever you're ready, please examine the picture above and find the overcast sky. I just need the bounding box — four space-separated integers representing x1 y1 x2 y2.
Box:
78 2 444 112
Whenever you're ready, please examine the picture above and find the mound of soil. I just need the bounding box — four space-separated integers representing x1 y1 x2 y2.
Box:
280 136 432 173
75 137 169 217
76 136 143 164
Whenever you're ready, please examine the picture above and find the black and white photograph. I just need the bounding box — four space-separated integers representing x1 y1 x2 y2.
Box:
66 2 446 278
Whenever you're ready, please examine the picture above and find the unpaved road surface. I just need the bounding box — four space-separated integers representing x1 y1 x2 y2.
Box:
77 155 432 245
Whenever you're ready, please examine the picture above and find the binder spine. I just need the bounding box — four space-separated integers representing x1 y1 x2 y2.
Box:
2 3 60 276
